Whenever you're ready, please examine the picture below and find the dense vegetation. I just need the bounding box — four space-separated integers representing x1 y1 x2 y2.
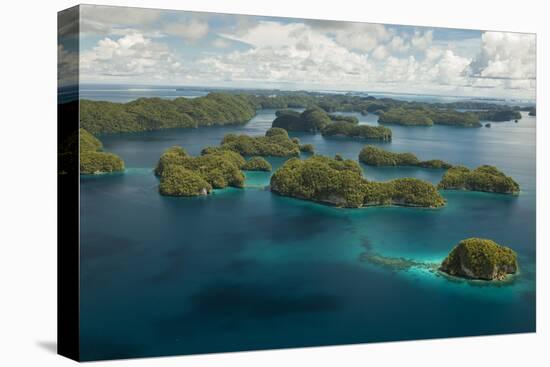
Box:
440 238 518 280
358 145 452 168
79 128 125 174
272 108 332 132
272 108 392 141
528 107 536 116
81 90 529 136
270 155 445 208
378 107 434 126
438 165 520 194
80 93 257 134
475 110 522 122
321 121 392 141
242 156 272 171
159 166 212 197
328 114 359 124
219 128 301 157
378 107 481 127
155 145 246 196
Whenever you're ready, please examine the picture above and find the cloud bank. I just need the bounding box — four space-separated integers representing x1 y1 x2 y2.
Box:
67 5 536 99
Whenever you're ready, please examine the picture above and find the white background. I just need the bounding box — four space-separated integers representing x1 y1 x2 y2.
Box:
0 0 548 365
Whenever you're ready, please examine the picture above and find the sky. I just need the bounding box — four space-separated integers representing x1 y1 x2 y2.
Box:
58 4 536 100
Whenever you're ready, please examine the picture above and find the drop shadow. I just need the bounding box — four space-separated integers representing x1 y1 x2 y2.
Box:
36 340 57 354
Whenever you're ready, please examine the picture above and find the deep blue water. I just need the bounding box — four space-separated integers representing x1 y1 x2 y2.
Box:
80 99 536 360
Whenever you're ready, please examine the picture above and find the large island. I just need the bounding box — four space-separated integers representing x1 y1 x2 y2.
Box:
270 155 445 208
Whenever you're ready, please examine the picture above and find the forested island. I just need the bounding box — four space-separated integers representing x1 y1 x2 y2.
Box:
80 93 256 134
79 128 125 174
358 145 452 168
321 122 392 140
272 108 392 140
155 146 246 196
376 107 506 127
79 90 532 135
440 238 518 281
438 165 520 194
270 155 445 208
218 128 301 157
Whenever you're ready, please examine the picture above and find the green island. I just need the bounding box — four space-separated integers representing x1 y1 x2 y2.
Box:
79 128 125 174
80 93 256 134
242 156 272 172
358 145 452 169
270 155 445 208
378 107 481 127
475 109 522 122
218 127 301 157
80 91 532 135
272 107 392 141
320 121 392 141
155 146 246 196
272 108 332 132
438 165 520 194
440 238 518 281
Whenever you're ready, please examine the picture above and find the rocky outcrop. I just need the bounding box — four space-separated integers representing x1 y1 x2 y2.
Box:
440 238 518 281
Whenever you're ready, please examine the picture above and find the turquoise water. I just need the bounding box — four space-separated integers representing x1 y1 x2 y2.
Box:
80 107 536 361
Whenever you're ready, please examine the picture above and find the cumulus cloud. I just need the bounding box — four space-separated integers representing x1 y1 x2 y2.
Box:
204 21 372 85
80 33 182 80
306 20 392 52
199 21 470 90
468 31 536 80
411 30 433 50
75 7 535 99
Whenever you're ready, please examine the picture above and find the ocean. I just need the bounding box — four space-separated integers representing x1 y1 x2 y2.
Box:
78 86 536 360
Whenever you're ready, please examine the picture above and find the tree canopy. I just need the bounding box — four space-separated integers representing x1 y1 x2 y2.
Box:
438 165 520 194
358 145 452 168
270 155 445 208
440 238 518 280
80 93 257 134
155 145 246 196
79 128 125 174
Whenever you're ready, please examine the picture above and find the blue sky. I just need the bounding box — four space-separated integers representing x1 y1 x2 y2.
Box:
58 4 536 99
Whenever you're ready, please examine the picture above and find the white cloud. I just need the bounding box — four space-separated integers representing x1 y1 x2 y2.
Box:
200 21 472 90
204 21 372 85
372 45 389 60
410 30 433 50
468 31 536 80
164 19 209 42
80 33 182 80
306 20 392 52
388 36 410 53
